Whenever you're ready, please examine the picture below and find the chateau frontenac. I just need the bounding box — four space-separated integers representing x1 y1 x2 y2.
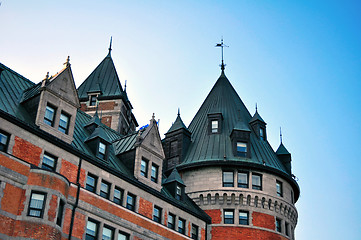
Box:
0 43 299 240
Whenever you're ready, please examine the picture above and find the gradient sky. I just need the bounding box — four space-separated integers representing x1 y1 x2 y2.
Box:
1 1 361 239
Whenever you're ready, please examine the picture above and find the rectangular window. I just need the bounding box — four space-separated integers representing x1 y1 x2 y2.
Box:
191 224 199 240
86 219 98 240
236 142 247 157
58 112 70 134
237 172 248 188
90 95 97 106
224 209 234 224
153 205 162 223
176 185 182 200
97 142 107 159
260 128 264 140
252 173 262 190
285 222 290 236
28 192 46 218
223 171 234 187
118 231 129 240
100 180 110 199
168 213 175 229
113 187 123 205
151 164 159 183
44 104 56 126
276 180 283 197
239 211 249 225
140 158 148 177
126 193 136 211
41 152 57 171
56 200 65 226
276 218 282 233
86 173 98 193
102 225 114 240
0 130 10 152
211 120 218 133
178 218 186 234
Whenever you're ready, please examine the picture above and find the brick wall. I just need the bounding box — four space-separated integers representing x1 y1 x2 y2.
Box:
60 159 86 187
252 211 275 230
12 136 42 166
101 116 112 128
1 183 25 215
27 171 69 197
138 197 153 219
210 226 288 240
204 209 222 224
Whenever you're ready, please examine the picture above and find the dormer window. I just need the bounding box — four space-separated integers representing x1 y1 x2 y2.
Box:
211 120 218 133
151 163 159 183
208 113 223 134
58 112 70 134
89 95 97 106
44 104 56 126
176 185 182 200
236 142 247 157
140 158 149 177
97 142 106 159
260 128 264 140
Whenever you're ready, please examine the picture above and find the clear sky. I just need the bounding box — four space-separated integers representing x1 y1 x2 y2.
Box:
1 1 361 239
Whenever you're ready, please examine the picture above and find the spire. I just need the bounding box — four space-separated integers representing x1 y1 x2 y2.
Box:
280 127 283 143
177 108 180 116
63 56 70 67
108 36 112 56
215 38 229 71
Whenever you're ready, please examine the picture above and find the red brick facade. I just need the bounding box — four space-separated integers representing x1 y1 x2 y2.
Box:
252 211 276 230
204 209 222 224
138 197 153 219
210 226 288 240
12 136 42 166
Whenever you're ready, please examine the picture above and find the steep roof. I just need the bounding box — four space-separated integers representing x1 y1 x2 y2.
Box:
166 112 189 134
276 142 290 155
77 53 124 101
163 168 185 186
249 109 266 124
180 70 289 174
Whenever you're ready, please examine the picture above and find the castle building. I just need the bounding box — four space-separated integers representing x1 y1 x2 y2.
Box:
0 43 299 240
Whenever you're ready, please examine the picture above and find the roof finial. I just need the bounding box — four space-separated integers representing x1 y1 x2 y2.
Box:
64 56 70 67
177 108 180 116
256 103 258 112
124 80 127 92
108 36 112 56
280 127 283 143
215 37 229 71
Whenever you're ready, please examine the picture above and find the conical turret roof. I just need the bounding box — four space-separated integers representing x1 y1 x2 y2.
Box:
179 70 288 174
276 142 290 155
166 111 189 134
77 53 124 101
249 109 266 124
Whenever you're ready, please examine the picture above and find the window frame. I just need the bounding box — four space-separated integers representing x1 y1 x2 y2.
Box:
191 224 199 240
118 231 130 240
41 152 57 171
113 186 124 205
276 180 283 197
276 218 282 233
285 222 290 236
100 180 111 199
153 205 162 223
89 95 97 106
176 184 182 200
102 225 114 240
252 173 262 190
97 141 107 160
140 158 149 177
224 209 234 224
86 218 99 240
178 218 186 234
126 193 136 211
86 173 98 193
168 212 175 229
44 104 56 126
56 199 65 226
0 130 10 153
223 171 234 187
58 111 70 134
239 210 249 225
237 171 249 188
211 120 219 133
151 163 159 183
236 141 247 157
27 191 47 218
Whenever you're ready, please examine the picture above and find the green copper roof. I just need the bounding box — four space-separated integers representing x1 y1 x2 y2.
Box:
180 70 289 174
166 112 189 134
163 168 185 186
77 53 124 101
276 142 290 155
249 109 266 124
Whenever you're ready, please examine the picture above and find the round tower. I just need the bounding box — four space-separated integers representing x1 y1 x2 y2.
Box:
164 69 300 240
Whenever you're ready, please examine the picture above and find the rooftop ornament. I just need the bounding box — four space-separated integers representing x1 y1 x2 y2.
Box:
215 38 229 71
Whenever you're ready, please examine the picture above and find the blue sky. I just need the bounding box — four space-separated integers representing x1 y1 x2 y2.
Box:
1 1 361 239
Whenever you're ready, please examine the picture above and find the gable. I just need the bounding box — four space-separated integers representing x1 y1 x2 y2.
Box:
140 124 165 159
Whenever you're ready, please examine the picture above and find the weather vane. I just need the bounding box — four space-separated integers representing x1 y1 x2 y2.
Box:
215 38 229 71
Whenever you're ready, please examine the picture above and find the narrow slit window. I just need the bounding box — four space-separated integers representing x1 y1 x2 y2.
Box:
56 200 65 226
276 180 283 197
